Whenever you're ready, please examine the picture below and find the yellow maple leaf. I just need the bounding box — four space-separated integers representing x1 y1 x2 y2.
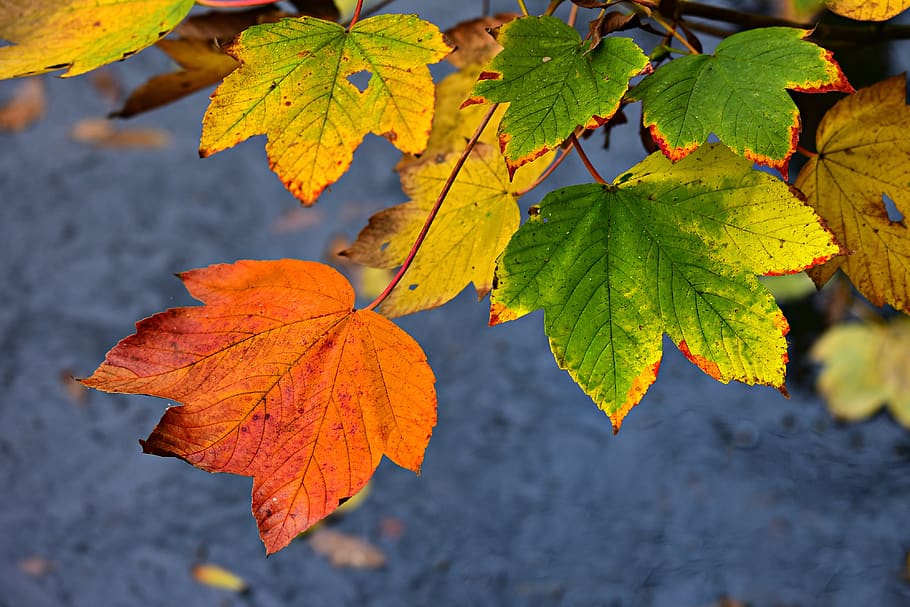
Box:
199 14 451 205
795 76 910 311
0 0 194 79
826 0 910 21
811 318 910 428
342 142 549 318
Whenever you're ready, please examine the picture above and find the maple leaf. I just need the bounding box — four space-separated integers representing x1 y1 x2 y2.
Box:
82 259 436 554
342 143 549 318
463 15 648 176
490 144 842 431
0 0 194 79
811 318 910 428
199 14 451 205
115 39 238 118
826 0 910 20
626 27 853 178
795 76 910 311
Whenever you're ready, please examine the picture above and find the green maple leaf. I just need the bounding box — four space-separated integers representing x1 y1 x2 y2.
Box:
199 14 451 204
490 144 842 430
0 0 194 79
464 15 648 176
626 27 853 177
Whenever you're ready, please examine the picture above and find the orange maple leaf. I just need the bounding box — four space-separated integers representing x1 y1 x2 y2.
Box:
82 259 436 554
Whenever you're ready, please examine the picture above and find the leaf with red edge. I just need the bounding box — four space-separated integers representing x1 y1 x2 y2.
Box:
463 15 648 176
82 259 436 554
490 144 842 431
626 27 853 178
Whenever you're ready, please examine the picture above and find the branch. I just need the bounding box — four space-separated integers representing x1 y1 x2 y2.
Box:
678 1 910 43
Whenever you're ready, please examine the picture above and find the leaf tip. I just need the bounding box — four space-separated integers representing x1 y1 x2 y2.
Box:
608 357 662 433
489 301 517 325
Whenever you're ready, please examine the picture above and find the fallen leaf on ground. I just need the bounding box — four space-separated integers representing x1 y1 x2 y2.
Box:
0 78 45 132
308 528 386 569
19 557 55 577
811 317 910 428
191 563 247 592
70 118 170 149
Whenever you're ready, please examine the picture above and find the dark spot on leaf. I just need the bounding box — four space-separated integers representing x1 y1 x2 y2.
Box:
264 414 270 420
241 426 248 433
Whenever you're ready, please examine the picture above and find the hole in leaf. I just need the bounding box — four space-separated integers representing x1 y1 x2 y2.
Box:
379 241 389 252
884 194 904 223
346 71 371 93
408 284 418 291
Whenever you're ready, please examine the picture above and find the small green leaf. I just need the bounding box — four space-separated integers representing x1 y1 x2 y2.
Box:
464 15 648 175
490 144 842 430
0 0 195 79
626 27 853 177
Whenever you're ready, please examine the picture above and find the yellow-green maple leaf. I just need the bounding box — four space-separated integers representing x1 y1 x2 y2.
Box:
0 0 194 79
811 318 910 428
342 142 549 318
199 14 451 205
795 76 910 311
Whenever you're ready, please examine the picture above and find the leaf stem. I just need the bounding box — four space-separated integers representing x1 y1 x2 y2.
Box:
348 0 365 29
650 12 700 54
513 146 571 198
796 144 818 158
544 0 565 17
569 133 607 185
516 0 530 17
364 105 500 313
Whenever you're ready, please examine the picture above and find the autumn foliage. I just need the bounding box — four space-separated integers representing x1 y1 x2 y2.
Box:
4 0 910 553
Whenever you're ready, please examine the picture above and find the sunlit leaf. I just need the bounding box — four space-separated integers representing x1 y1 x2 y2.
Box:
464 15 648 175
626 27 853 177
82 259 436 554
199 14 451 204
0 0 194 79
344 143 550 317
795 76 910 311
491 144 841 430
826 0 910 21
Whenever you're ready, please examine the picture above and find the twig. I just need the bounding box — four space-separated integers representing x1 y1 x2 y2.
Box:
679 1 910 44
513 146 572 198
365 105 500 312
569 133 607 185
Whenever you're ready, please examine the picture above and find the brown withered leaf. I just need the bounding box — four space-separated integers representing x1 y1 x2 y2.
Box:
444 13 518 68
587 11 639 52
114 39 237 118
70 118 170 148
89 69 123 105
0 78 45 132
308 528 386 569
173 7 289 43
